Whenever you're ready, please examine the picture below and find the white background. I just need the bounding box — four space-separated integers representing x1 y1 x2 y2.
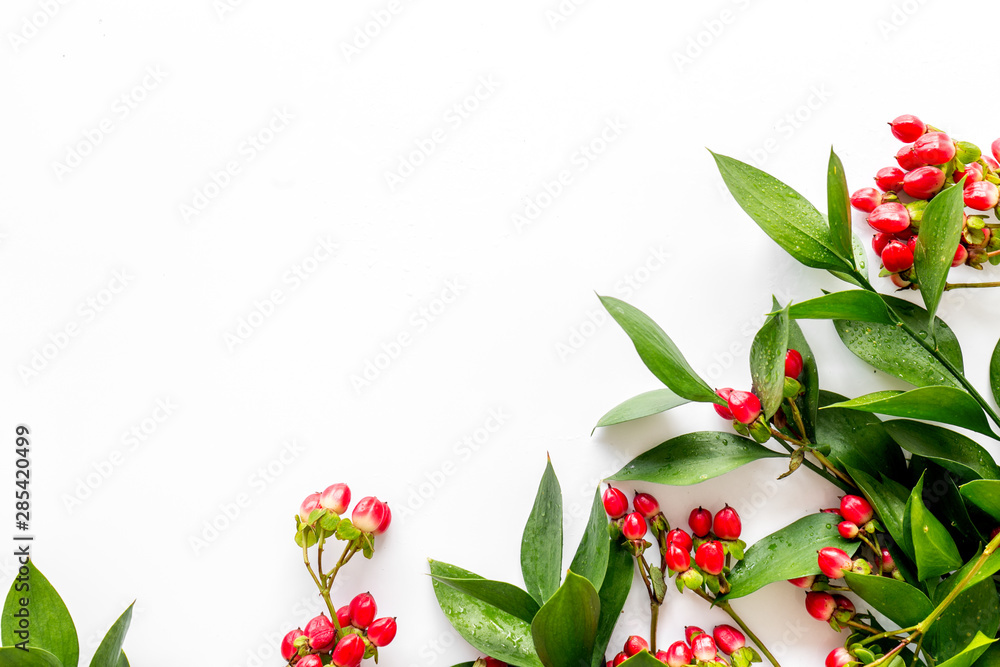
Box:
4 0 1000 665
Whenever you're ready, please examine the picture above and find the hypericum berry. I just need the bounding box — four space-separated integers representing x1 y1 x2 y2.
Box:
833 594 855 618
611 652 627 666
820 507 842 517
817 547 853 579
956 161 984 184
805 591 835 621
299 493 322 523
331 634 365 667
653 651 670 665
483 659 507 667
304 614 337 652
695 541 725 575
352 496 388 534
298 656 323 667
664 641 693 667
871 232 893 256
850 187 883 213
633 492 660 519
826 647 854 667
602 486 629 519
902 166 945 199
713 625 745 654
726 390 761 425
624 635 649 657
881 548 896 573
622 512 647 540
788 574 815 588
349 592 377 629
368 616 397 647
665 543 691 572
320 483 351 514
953 244 969 267
691 634 718 662
713 505 742 540
713 388 735 419
838 521 859 539
784 348 804 379
377 503 392 534
867 203 910 233
685 626 705 644
689 507 712 538
881 240 914 273
839 495 874 525
281 629 304 661
874 166 905 192
964 181 1000 210
852 557 873 575
914 131 956 165
889 114 926 142
336 605 351 629
666 528 693 552
895 144 923 171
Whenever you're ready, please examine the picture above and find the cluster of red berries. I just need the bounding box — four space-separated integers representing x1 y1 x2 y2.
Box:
298 483 391 536
280 593 396 667
851 114 1000 286
713 349 804 443
607 626 758 666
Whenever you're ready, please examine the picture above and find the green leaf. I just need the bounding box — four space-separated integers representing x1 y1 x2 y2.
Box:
592 544 632 667
929 577 1000 662
569 487 610 591
829 233 870 287
750 301 789 419
936 546 1000 605
530 572 599 667
593 389 690 432
908 474 962 581
788 290 893 325
116 654 128 667
89 604 132 667
1 561 79 667
961 480 1000 521
430 560 543 667
973 642 1000 666
884 421 1000 481
818 391 906 483
848 467 912 559
599 296 718 404
429 577 540 624
711 151 850 271
607 432 784 486
619 653 666 667
0 647 64 667
521 459 563 606
786 302 819 441
723 513 860 600
843 572 933 628
991 337 1000 407
935 633 996 667
827 148 854 263
825 388 997 440
913 179 967 327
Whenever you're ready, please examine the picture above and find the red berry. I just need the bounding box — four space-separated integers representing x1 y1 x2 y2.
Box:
871 232 893 256
602 486 629 519
826 648 854 667
664 641 693 667
895 144 923 171
837 521 859 539
953 244 969 267
685 626 705 644
890 273 912 289
874 166 905 192
688 507 712 538
867 203 910 233
665 543 691 572
336 605 351 629
298 656 322 667
712 625 745 654
299 493 322 523
653 650 670 665
889 114 926 143
991 138 1000 164
691 634 718 662
784 349 803 379
833 594 855 616
902 166 945 199
850 187 883 213
788 574 815 588
624 635 649 657
352 496 388 534
914 131 956 165
666 528 693 552
839 495 874 525
320 483 351 514
349 592 377 629
713 388 735 420
955 161 984 184
881 240 914 273
726 390 761 425
986 156 1000 171
331 634 365 667
368 616 397 647
881 548 896 573
695 541 725 575
483 660 506 667
612 652 627 666
820 507 842 517
304 614 336 652
377 503 392 534
964 181 1000 210
817 547 853 579
633 492 660 519
281 629 304 661
713 505 742 540
622 512 647 540
805 591 835 621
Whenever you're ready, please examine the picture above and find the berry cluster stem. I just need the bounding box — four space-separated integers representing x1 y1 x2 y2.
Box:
944 281 1000 290
634 554 660 651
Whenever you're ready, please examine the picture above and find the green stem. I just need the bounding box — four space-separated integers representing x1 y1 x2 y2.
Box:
944 281 1000 290
693 590 781 667
769 430 852 492
635 555 659 651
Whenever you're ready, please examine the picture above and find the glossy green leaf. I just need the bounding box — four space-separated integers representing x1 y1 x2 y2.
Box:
991 336 1000 407
843 572 932 628
929 577 1000 661
884 421 1000 481
430 560 543 667
936 546 1000 605
116 654 128 667
961 480 1000 521
1 562 79 667
593 389 690 432
569 487 610 591
827 148 854 262
818 391 905 483
521 459 563 606
848 467 912 559
829 232 870 287
599 296 719 404
787 290 893 325
711 152 851 271
430 577 540 624
974 642 1000 666
914 179 967 328
935 633 996 667
0 647 63 667
89 604 132 667
724 513 860 600
923 464 984 555
908 475 962 581
619 653 665 667
607 432 784 486
531 572 599 667
450 663 475 667
786 308 819 441
826 388 997 439
592 544 633 667
750 301 789 419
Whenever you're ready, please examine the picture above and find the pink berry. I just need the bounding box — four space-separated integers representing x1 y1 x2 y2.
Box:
712 625 745 654
665 543 691 573
349 592 377 629
624 636 649 657
633 492 660 519
695 541 725 575
914 131 956 165
955 161 984 184
352 496 388 534
826 647 854 667
889 114 926 143
850 187 883 213
895 144 923 171
953 244 969 267
881 240 914 273
602 486 629 519
714 388 735 420
890 273 912 289
299 493 322 523
964 181 1000 210
805 591 835 621
689 507 712 538
320 483 351 514
298 656 322 667
986 156 1000 171
838 521 859 539
784 349 803 379
817 547 853 579
874 166 905 192
902 166 945 199
666 528 693 552
281 629 304 661
881 549 896 573
685 626 705 644
304 614 336 652
691 634 718 662
622 511 647 540
368 616 397 647
664 641 693 667
788 574 815 588
726 390 761 425
867 203 910 233
331 634 365 667
839 495 874 525
713 505 742 540
992 138 1000 163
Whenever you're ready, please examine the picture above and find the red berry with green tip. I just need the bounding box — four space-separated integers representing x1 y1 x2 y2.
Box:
713 625 745 654
664 641 693 667
914 131 956 165
889 114 926 142
602 486 629 519
689 507 712 538
368 616 397 647
695 540 725 575
881 240 914 273
784 349 803 379
964 181 1000 210
331 634 365 667
624 636 649 657
633 492 660 519
850 187 883 213
622 511 647 540
349 592 377 629
903 165 945 199
726 390 761 424
818 547 853 579
867 203 910 233
666 528 693 552
839 495 874 525
713 505 742 540
874 166 905 192
805 591 835 621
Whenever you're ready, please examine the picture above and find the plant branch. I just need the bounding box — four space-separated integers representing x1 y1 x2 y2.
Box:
692 589 781 667
944 281 1000 290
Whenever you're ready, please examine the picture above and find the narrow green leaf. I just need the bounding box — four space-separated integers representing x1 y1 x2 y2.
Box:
934 633 996 667
599 296 718 404
829 233 870 287
991 336 1000 407
592 544 632 667
960 481 1000 522
884 421 1000 481
89 604 132 667
818 391 906 483
116 654 128 667
569 487 610 591
929 577 1000 661
530 572 600 667
786 309 819 442
972 642 1000 666
430 560 543 667
521 459 562 606
914 180 967 327
827 148 854 262
908 474 962 581
711 151 850 271
843 572 933 628
723 513 860 600
825 388 997 439
0 647 63 666
607 432 784 486
619 653 665 667
936 546 1000 605
430 577 540 624
1 562 79 667
848 467 912 559
593 389 690 432
750 301 789 419
787 290 893 325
